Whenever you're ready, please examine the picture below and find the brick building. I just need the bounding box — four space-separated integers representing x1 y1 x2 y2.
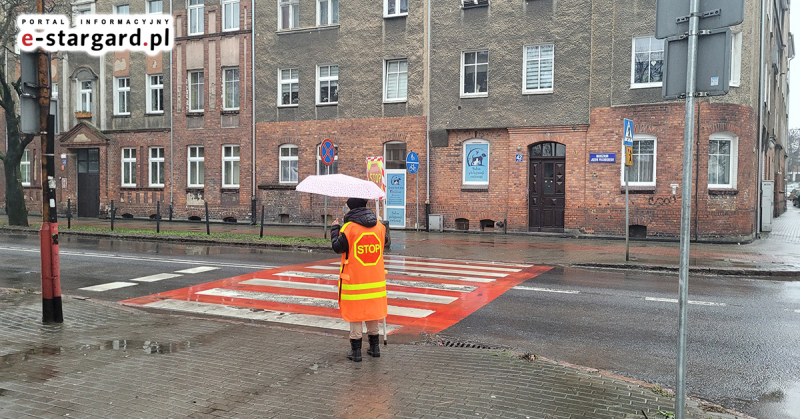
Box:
1 0 793 242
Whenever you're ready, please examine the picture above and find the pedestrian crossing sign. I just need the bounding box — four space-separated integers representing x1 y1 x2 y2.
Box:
623 118 634 147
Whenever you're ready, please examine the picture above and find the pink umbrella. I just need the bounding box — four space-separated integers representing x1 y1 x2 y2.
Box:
296 174 385 200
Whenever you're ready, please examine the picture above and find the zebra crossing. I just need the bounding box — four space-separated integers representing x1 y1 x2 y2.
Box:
78 267 221 291
121 256 551 336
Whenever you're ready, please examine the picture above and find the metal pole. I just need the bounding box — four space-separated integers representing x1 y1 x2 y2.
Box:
625 166 630 261
324 165 329 238
110 200 115 231
416 171 419 231
205 201 210 235
260 204 265 238
156 201 161 233
676 1 701 417
67 198 71 229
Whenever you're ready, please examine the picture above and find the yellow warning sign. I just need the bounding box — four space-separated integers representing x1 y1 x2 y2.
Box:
625 146 633 166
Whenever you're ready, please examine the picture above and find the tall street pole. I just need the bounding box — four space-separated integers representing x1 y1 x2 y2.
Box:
675 0 700 416
37 0 62 323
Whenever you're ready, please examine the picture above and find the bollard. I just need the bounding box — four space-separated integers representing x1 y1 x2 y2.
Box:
260 205 265 238
67 198 71 229
251 196 258 226
110 200 115 231
205 201 210 235
156 201 161 233
169 203 173 221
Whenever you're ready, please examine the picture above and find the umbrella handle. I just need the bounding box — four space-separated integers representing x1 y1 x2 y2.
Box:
383 318 387 346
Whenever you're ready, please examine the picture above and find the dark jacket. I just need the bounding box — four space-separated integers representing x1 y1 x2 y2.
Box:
331 207 383 255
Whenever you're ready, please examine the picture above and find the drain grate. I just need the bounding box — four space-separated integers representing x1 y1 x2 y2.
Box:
440 340 494 349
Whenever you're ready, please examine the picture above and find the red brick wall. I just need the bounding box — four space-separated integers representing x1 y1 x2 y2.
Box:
256 116 427 225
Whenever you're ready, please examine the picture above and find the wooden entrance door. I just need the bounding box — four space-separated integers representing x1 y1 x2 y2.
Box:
528 142 566 232
77 148 100 218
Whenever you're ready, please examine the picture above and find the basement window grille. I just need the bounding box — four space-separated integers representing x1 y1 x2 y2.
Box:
461 0 488 8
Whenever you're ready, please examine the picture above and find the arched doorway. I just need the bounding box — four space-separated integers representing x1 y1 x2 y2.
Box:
528 142 565 232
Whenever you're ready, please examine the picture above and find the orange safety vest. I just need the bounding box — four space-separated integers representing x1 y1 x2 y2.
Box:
338 221 388 322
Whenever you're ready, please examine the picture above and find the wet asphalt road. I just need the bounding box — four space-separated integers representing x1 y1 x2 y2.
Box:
1 233 799 418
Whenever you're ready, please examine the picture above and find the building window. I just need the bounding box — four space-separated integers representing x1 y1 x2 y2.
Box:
708 133 738 189
317 0 339 26
631 36 664 87
384 59 407 102
189 71 204 112
188 145 205 187
223 0 239 31
114 77 130 115
461 0 489 8
115 4 129 14
188 0 204 36
384 0 408 17
462 50 488 97
147 0 163 14
730 32 742 87
147 74 164 113
463 140 489 185
149 147 165 187
384 142 407 170
20 149 31 186
78 80 92 112
223 68 240 110
279 144 298 183
222 145 240 188
317 65 339 105
621 134 657 186
523 44 554 93
122 148 137 187
73 4 92 17
316 143 339 175
52 83 60 134
279 68 299 106
280 0 299 30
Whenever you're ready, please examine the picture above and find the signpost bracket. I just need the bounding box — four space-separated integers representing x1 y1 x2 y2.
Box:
676 8 720 23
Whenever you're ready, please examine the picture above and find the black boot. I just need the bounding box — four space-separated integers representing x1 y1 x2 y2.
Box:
346 338 362 362
367 334 381 357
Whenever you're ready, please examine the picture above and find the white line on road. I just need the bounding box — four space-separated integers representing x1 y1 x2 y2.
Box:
337 259 523 273
175 266 220 274
645 297 727 307
130 273 183 283
141 299 402 332
78 282 138 292
512 286 580 294
795 309 800 314
308 265 496 283
270 271 478 293
386 256 532 268
0 246 276 270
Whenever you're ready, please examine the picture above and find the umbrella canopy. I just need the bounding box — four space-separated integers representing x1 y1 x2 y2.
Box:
296 174 385 200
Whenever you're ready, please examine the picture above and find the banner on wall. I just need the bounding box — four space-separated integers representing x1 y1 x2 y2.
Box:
464 143 489 183
365 157 386 198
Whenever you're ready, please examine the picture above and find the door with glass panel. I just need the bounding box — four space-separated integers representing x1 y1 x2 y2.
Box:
528 142 565 232
76 148 100 218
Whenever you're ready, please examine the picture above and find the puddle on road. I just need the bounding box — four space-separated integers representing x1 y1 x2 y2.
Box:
1 340 200 368
751 382 800 419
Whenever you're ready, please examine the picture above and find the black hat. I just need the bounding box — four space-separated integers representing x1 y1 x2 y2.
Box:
347 198 368 209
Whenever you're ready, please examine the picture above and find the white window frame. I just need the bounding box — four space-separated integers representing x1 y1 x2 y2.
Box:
630 36 665 89
222 68 240 111
708 132 738 189
222 145 240 188
317 65 339 105
121 147 137 187
522 44 554 94
278 68 299 107
317 0 339 26
462 139 490 186
222 0 240 31
189 71 204 112
461 50 489 98
147 0 163 14
188 0 204 36
384 59 408 103
20 149 31 186
730 31 742 87
384 0 408 18
620 134 657 187
149 147 165 187
279 144 299 184
114 76 130 116
115 4 130 14
188 145 205 187
316 143 339 175
77 80 92 113
279 0 299 30
147 74 164 114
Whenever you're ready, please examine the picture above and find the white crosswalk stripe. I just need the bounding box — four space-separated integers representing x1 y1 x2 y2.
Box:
79 282 138 292
175 266 220 274
130 273 183 282
307 265 495 283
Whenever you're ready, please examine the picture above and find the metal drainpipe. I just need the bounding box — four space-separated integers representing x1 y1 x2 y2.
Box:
169 0 174 208
757 0 767 238
251 0 257 223
426 0 431 204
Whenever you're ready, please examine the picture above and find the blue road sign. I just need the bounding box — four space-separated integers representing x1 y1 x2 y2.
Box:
406 151 419 174
320 139 335 166
623 119 634 147
515 153 524 162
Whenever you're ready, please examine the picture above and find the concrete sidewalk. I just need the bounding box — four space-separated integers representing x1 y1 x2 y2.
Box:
0 290 744 419
5 203 800 277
